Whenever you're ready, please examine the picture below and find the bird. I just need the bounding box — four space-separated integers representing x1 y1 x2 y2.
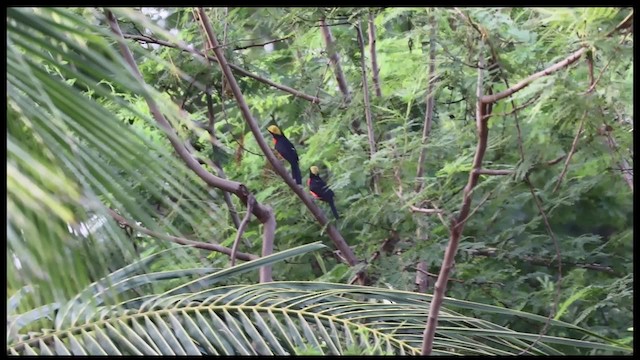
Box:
308 166 339 220
267 125 302 185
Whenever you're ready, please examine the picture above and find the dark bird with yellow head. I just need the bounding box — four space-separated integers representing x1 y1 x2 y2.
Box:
308 166 339 220
267 125 302 185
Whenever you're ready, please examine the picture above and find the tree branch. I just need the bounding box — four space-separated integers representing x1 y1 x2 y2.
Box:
409 206 443 214
605 9 634 37
356 19 379 194
205 85 242 230
195 9 360 273
585 56 613 94
474 168 513 175
481 93 540 120
415 15 438 193
320 18 351 102
230 194 254 267
480 47 587 104
518 175 563 355
553 111 586 193
234 35 293 51
470 249 617 275
422 38 490 355
604 131 634 192
415 261 429 293
122 33 321 104
368 12 382 97
108 209 257 261
107 10 274 281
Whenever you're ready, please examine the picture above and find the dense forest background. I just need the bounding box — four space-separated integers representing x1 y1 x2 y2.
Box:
7 7 633 355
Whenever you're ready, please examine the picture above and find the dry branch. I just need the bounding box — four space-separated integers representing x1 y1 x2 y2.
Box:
356 19 379 194
234 35 293 51
368 12 382 97
320 18 351 101
122 33 321 104
108 209 258 261
195 9 360 273
474 169 513 176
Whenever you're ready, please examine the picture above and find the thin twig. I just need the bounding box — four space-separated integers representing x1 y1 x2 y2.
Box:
108 209 258 261
230 194 254 266
518 175 562 355
438 39 484 69
438 97 466 105
453 190 494 230
481 94 540 120
415 14 438 193
356 18 379 194
546 155 566 166
471 250 617 275
416 268 465 283
122 33 321 103
234 36 293 50
553 111 587 193
474 169 513 176
409 206 443 214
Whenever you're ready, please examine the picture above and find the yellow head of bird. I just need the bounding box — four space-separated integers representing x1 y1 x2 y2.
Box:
310 166 320 175
267 125 282 135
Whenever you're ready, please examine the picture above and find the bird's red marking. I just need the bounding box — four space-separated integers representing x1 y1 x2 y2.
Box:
272 138 277 145
307 178 311 186
310 190 321 199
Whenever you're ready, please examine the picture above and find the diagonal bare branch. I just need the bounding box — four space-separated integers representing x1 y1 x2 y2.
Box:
195 8 361 273
356 18 379 194
320 18 351 102
368 12 382 97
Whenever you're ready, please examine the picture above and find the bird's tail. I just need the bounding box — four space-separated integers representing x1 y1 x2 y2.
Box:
329 200 340 220
291 163 302 185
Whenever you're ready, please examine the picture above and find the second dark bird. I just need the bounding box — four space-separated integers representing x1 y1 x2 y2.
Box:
267 125 302 185
308 166 339 220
